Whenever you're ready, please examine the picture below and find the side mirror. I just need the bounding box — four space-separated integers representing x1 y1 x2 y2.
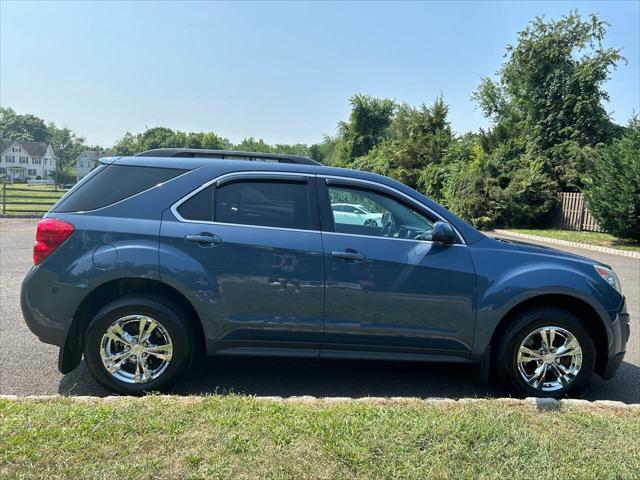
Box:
353 210 361 215
432 221 457 244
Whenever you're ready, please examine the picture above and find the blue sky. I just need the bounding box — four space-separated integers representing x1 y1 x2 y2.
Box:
1 1 638 147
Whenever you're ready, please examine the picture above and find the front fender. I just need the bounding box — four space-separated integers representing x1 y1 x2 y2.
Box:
470 243 621 359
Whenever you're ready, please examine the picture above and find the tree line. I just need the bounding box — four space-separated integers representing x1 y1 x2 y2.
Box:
1 11 637 240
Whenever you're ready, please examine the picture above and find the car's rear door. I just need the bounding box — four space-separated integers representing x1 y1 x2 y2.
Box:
317 176 477 361
159 172 324 356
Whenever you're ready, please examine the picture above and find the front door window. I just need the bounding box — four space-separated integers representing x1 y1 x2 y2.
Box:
328 185 434 241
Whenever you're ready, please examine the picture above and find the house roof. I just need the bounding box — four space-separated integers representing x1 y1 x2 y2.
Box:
0 139 52 157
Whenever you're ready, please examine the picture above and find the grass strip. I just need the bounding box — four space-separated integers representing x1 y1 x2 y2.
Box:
1 396 638 479
507 229 640 253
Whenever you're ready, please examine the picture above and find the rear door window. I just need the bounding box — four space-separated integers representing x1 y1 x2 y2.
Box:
176 186 214 222
214 179 314 230
54 165 186 213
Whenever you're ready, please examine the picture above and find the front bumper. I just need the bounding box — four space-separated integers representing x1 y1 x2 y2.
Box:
601 298 630 379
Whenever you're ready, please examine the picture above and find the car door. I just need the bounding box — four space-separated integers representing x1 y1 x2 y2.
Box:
159 172 324 356
317 177 477 360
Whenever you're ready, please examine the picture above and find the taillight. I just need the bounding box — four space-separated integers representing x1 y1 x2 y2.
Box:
33 218 75 265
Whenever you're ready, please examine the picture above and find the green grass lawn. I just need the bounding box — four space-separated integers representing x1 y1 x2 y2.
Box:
1 396 638 479
1 184 65 216
507 229 640 253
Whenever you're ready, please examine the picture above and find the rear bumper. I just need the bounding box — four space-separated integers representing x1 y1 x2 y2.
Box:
20 266 75 347
601 298 630 380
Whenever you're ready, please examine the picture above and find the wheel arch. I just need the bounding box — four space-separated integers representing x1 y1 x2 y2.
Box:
488 294 609 376
60 277 205 373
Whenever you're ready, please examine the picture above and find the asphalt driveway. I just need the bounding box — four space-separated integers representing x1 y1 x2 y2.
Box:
1 218 638 401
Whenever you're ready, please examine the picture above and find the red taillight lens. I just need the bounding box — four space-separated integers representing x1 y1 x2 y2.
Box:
33 218 75 265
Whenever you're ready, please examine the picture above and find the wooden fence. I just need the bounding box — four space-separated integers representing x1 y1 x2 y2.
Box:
1 182 64 216
557 192 602 232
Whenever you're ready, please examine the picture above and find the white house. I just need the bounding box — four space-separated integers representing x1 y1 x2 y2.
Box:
0 140 57 181
77 150 111 182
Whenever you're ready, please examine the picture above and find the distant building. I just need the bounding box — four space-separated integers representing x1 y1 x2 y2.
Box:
0 139 57 181
76 150 111 182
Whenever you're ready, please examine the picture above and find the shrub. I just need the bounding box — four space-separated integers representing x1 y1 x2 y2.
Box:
442 141 502 229
501 156 558 227
584 117 640 241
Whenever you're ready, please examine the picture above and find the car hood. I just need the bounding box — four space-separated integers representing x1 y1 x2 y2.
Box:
491 236 605 266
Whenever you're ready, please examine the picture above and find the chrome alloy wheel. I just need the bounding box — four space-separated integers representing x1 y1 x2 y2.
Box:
99 315 173 384
516 326 583 392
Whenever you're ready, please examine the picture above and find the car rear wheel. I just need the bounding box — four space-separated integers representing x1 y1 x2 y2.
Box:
83 296 194 395
495 307 595 398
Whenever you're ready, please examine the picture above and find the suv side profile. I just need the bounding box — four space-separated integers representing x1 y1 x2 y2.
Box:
21 149 630 397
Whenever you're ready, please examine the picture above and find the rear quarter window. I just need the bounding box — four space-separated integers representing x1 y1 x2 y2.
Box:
54 165 186 213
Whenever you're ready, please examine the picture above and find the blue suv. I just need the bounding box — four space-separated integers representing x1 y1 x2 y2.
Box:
21 149 630 397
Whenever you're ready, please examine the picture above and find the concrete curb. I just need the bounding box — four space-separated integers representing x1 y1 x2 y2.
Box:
493 229 640 259
1 394 638 410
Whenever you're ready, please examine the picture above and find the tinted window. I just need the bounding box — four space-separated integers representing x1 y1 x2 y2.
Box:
328 185 434 240
177 186 213 221
215 180 311 230
55 165 186 213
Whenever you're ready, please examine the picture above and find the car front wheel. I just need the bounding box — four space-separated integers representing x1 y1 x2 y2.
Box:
495 307 595 398
83 296 194 395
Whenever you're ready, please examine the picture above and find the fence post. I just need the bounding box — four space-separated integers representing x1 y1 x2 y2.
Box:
2 182 6 214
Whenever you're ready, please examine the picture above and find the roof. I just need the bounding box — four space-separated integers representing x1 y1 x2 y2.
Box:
0 139 52 157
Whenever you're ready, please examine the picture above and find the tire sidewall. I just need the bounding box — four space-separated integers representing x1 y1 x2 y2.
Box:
497 308 595 398
84 296 193 395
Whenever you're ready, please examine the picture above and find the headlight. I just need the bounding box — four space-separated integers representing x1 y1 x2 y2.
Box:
594 265 622 293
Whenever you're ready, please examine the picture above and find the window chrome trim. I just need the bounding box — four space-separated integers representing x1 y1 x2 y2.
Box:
170 171 318 233
170 171 467 245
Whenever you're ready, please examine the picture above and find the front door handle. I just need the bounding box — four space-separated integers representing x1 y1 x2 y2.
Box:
331 250 366 261
185 233 222 247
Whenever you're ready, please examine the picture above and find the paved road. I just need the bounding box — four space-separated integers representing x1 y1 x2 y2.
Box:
1 218 638 400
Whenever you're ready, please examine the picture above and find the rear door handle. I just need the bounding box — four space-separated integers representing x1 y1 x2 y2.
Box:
331 250 366 261
185 233 222 246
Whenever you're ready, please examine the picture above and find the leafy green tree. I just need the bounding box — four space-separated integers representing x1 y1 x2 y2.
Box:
473 11 624 190
47 125 86 182
112 132 139 156
584 116 640 241
333 95 395 166
309 136 337 164
0 107 49 142
352 97 454 199
233 137 274 153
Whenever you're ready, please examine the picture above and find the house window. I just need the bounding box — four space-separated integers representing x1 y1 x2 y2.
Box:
28 169 37 176
5 156 15 163
19 156 29 164
79 160 84 168
32 157 42 164
0 168 6 174
12 146 20 152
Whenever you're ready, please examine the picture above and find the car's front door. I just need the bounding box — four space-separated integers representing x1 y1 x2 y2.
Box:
318 177 477 360
160 172 324 356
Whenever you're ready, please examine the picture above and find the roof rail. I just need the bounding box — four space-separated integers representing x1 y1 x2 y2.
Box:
134 148 321 165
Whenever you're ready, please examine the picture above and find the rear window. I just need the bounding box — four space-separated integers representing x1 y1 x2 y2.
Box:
54 165 186 213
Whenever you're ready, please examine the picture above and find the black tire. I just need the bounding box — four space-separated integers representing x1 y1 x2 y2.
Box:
83 295 195 395
495 307 595 398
